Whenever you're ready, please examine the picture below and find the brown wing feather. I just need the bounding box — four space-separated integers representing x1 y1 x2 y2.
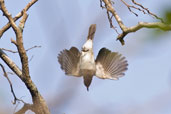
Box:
95 48 128 80
58 47 81 77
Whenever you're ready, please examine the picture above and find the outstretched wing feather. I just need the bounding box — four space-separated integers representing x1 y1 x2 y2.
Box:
58 47 81 77
95 48 128 80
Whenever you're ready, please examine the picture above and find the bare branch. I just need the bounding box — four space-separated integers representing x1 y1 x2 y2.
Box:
19 9 28 33
1 48 18 53
120 0 139 16
0 0 38 38
100 0 105 9
0 0 30 77
106 10 119 34
7 71 15 75
120 0 163 22
26 45 41 52
103 0 127 30
116 22 171 45
131 0 164 22
101 0 171 45
0 49 23 78
1 46 41 54
0 0 50 113
0 63 33 114
15 103 34 114
0 64 18 104
29 55 34 62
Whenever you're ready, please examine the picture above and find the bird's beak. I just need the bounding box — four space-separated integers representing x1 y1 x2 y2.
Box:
87 24 96 40
81 24 96 52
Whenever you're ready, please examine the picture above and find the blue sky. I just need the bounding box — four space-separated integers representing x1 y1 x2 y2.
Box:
0 0 171 114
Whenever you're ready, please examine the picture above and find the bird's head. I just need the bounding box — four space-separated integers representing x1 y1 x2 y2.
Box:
81 24 96 53
81 39 93 52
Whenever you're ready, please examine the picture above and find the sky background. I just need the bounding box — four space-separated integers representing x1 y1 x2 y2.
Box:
0 0 171 114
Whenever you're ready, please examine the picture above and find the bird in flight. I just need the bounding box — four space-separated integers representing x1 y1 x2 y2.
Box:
58 24 128 91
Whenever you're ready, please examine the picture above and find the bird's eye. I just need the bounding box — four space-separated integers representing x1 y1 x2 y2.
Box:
82 47 89 52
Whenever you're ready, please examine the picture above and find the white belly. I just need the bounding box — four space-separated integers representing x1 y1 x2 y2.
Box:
80 52 95 71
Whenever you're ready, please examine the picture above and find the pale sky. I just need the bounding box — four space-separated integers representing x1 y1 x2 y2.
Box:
0 0 171 114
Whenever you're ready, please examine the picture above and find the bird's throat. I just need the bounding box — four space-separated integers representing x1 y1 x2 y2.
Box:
80 51 96 73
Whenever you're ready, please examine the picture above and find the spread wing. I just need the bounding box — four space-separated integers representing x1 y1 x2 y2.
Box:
95 48 128 80
58 47 81 77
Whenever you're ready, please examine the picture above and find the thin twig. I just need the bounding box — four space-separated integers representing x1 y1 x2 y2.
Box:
131 0 164 22
120 0 142 16
102 0 127 30
1 48 18 53
106 11 119 34
11 38 18 46
101 0 171 45
100 0 105 8
7 72 15 75
120 0 163 22
0 64 18 104
29 55 34 62
26 45 41 52
1 46 41 54
0 63 32 113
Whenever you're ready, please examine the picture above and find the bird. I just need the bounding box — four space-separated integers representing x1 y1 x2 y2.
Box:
58 24 128 91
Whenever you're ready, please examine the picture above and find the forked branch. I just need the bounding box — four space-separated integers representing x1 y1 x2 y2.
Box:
101 0 171 45
0 0 50 113
0 0 38 38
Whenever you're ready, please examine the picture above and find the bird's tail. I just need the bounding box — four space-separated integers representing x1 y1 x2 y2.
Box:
83 75 93 91
87 24 96 40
